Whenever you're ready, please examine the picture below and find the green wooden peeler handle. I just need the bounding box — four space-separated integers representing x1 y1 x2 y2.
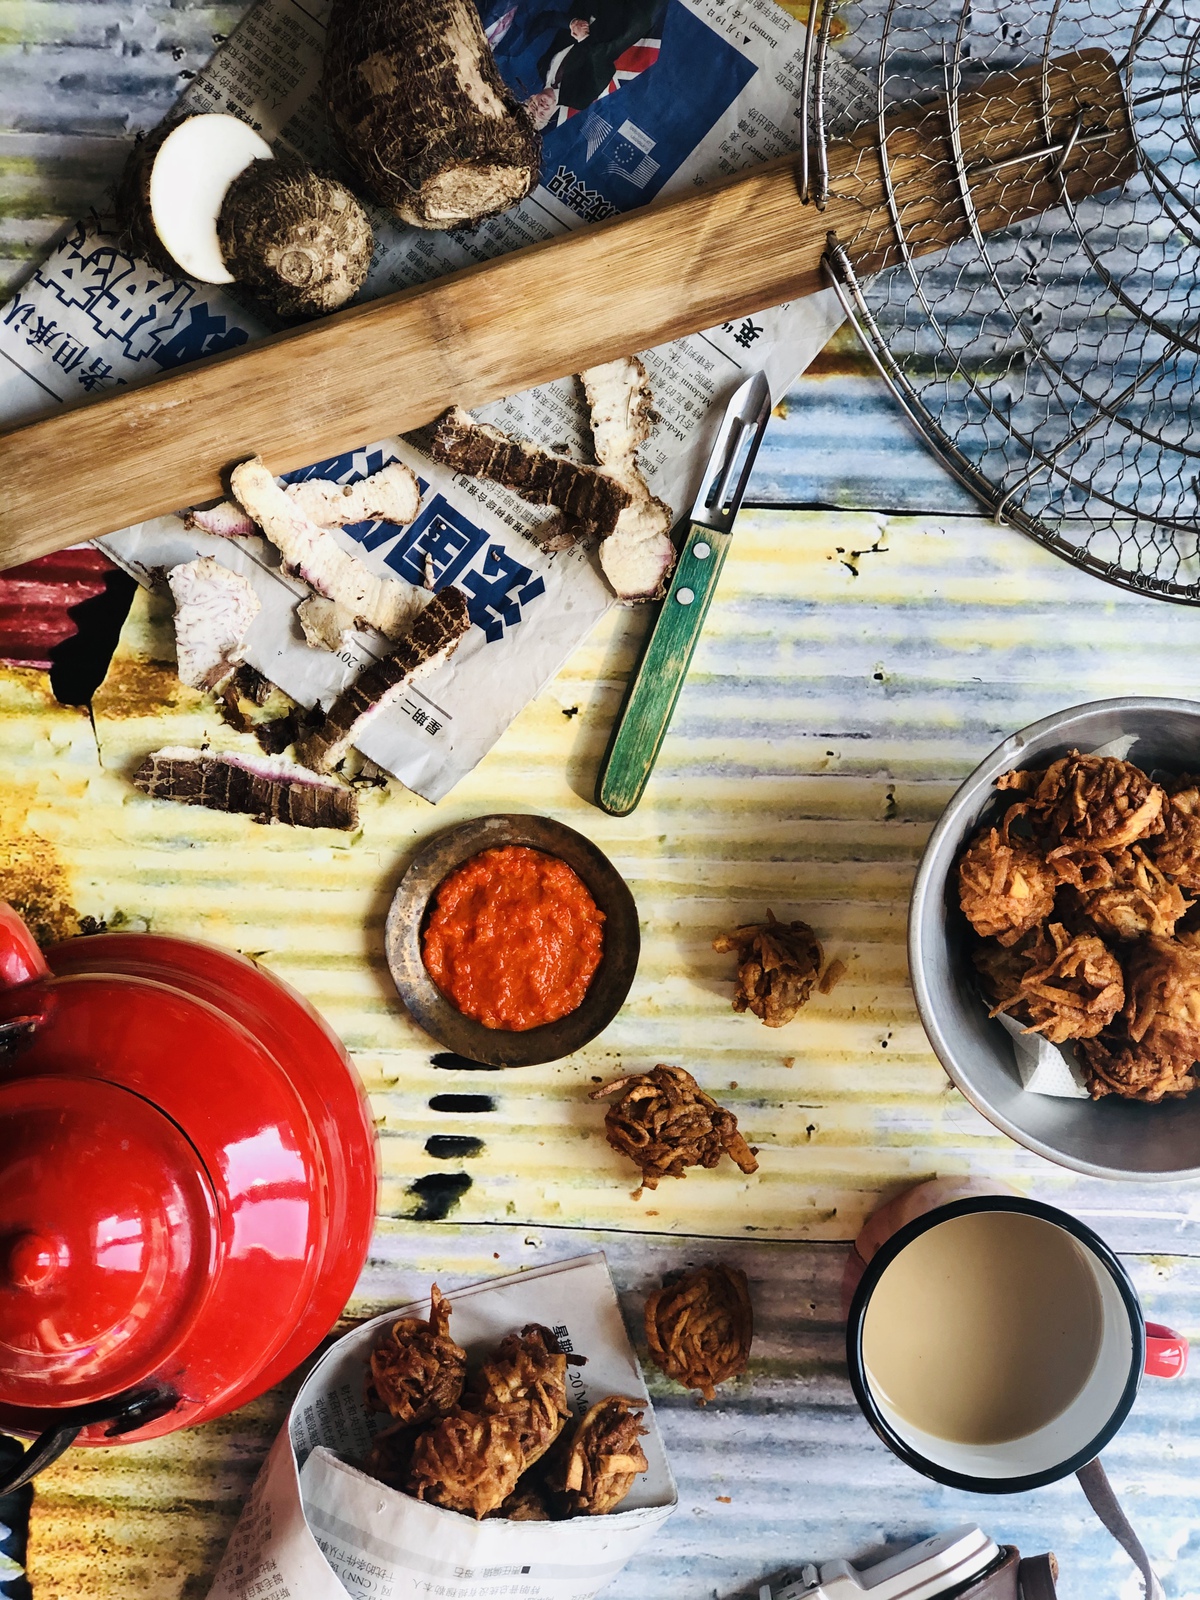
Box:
596 523 733 816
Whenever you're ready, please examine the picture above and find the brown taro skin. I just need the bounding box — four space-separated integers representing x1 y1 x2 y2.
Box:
644 1263 753 1403
323 0 541 229
218 158 372 318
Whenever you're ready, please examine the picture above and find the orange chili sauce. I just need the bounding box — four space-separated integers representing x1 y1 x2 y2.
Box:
422 845 606 1031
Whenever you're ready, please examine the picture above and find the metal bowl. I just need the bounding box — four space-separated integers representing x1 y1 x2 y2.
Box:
385 813 640 1068
908 697 1200 1180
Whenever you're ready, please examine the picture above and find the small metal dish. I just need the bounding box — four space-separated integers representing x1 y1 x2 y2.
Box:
385 813 640 1067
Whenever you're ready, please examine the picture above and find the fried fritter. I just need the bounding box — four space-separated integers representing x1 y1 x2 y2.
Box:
406 1408 525 1520
494 1479 552 1520
1062 845 1188 942
643 1263 752 1403
1123 934 1200 1045
1078 1025 1200 1102
957 821 1057 945
1026 753 1165 859
467 1324 570 1469
712 911 822 1026
590 1064 758 1190
1077 936 1200 1101
545 1397 648 1517
362 1420 419 1489
1151 775 1200 890
366 1284 467 1428
975 922 1124 1043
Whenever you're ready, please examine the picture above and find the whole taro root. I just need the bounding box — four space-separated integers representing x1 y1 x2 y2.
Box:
712 911 822 1027
643 1263 753 1403
544 1397 648 1517
590 1065 758 1190
367 1284 467 1429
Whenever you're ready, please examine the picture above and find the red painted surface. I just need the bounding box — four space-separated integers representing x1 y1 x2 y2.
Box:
0 548 115 669
0 908 379 1447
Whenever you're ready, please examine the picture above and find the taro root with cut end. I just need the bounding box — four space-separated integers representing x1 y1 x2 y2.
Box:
1025 752 1165 859
974 922 1124 1044
406 1407 525 1519
590 1064 758 1189
467 1323 570 1470
644 1263 753 1403
712 910 823 1027
323 0 541 229
218 157 372 318
117 113 371 319
544 1396 648 1517
957 819 1058 945
366 1283 467 1429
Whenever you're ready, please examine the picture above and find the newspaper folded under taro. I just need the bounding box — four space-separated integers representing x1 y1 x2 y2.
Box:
205 1255 677 1600
0 0 863 801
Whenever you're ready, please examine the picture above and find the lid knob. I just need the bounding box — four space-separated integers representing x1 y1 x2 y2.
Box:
5 1231 63 1291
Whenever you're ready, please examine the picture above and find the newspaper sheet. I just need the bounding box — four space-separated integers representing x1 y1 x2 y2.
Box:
0 0 858 801
205 1253 677 1600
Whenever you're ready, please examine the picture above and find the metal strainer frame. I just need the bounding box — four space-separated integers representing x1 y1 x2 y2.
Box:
797 0 1200 603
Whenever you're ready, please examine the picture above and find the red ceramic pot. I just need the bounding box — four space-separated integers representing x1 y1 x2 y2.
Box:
0 903 377 1488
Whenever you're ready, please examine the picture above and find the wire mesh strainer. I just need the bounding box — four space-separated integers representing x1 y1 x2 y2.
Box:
805 0 1200 601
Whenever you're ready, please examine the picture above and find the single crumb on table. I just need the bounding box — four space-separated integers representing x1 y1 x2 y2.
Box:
643 1263 753 1404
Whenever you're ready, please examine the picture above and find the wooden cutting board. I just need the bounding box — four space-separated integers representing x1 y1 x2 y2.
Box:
0 48 1132 571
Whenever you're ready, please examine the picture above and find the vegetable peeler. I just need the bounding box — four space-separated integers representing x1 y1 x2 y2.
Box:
596 369 773 816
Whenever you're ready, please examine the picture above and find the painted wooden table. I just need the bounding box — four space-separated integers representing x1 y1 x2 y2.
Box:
3 10 1200 1600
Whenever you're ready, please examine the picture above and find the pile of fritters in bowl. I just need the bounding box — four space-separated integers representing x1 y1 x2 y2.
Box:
362 1286 648 1521
958 751 1200 1102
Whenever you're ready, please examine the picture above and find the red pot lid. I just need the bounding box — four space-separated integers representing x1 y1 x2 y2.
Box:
0 1074 218 1408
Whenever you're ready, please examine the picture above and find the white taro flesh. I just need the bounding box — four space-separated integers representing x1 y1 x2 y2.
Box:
149 114 274 284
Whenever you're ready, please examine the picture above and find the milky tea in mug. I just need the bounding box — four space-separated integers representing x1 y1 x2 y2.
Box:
862 1209 1104 1444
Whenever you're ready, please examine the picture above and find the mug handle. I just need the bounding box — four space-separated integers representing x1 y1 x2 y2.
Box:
1144 1322 1188 1379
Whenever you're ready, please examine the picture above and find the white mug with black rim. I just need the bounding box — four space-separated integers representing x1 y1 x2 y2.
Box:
846 1196 1187 1600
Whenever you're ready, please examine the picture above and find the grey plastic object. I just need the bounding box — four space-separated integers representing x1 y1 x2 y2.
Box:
908 697 1200 1180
